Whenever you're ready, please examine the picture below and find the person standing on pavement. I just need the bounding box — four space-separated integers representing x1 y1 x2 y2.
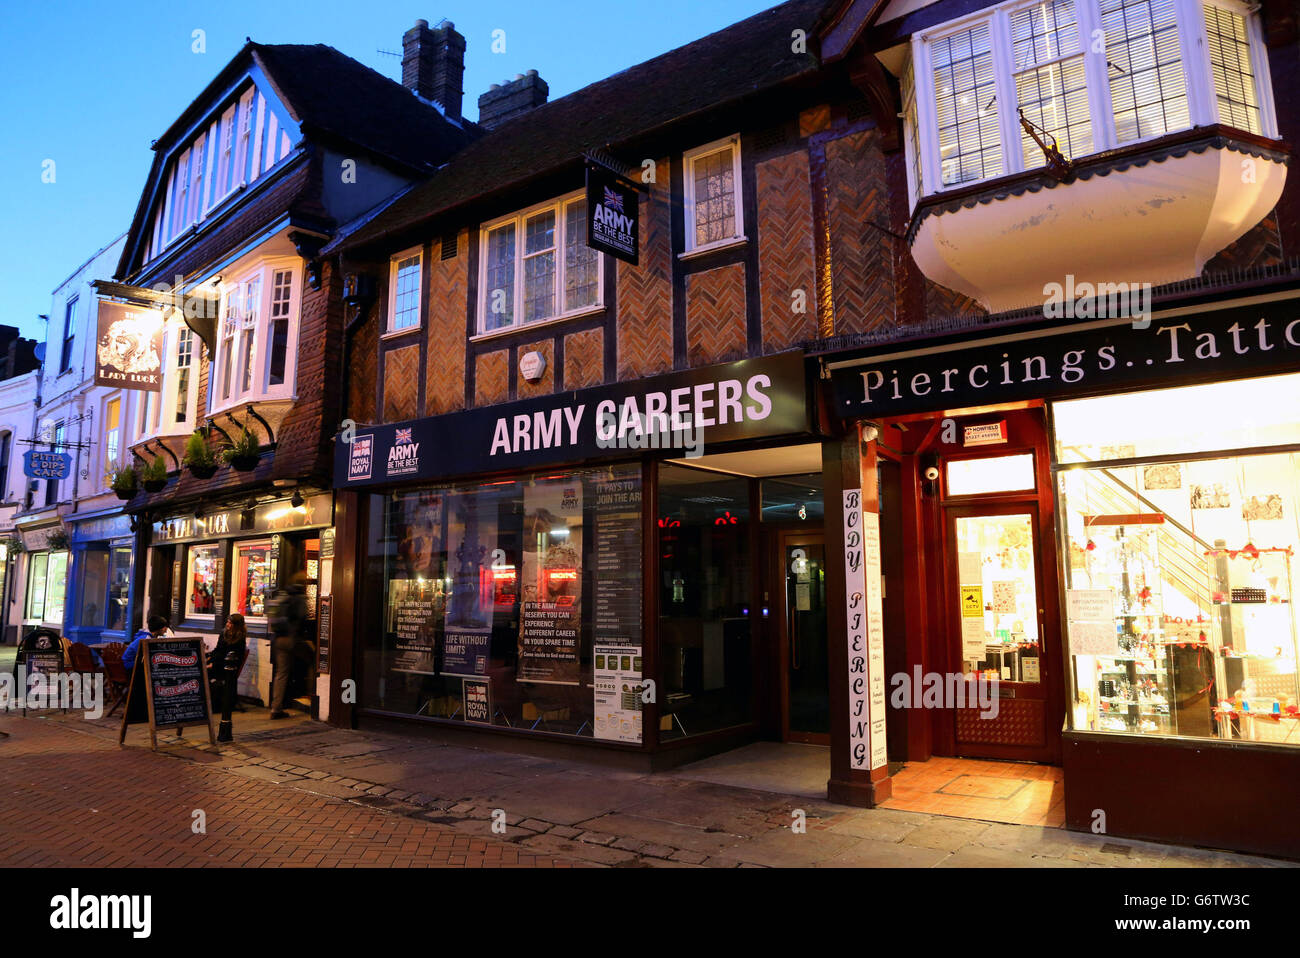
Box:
268 573 311 719
122 614 170 674
208 613 247 703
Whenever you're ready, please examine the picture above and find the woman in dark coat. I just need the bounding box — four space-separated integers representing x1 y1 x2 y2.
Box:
208 613 248 707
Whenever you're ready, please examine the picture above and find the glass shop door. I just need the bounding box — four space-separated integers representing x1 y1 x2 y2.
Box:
780 532 830 744
946 505 1057 762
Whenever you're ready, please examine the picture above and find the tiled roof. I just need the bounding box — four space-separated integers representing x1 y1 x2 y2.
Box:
251 43 476 172
331 0 830 253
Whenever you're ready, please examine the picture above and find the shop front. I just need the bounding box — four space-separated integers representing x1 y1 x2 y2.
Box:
16 520 71 638
331 351 832 766
146 491 335 708
829 291 1300 857
66 511 136 647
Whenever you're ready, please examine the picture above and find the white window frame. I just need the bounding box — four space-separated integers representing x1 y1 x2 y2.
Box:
682 135 746 254
210 259 300 414
103 394 123 480
133 314 201 444
907 0 1277 200
386 246 424 336
474 192 605 337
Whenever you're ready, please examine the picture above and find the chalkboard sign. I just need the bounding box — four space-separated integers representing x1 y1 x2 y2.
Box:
119 637 215 748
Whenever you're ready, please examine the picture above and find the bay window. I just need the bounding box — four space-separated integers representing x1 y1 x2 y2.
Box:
477 194 602 334
908 0 1275 198
134 318 199 442
212 260 300 409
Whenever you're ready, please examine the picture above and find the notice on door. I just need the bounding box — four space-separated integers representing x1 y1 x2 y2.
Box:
1066 589 1120 656
960 585 984 618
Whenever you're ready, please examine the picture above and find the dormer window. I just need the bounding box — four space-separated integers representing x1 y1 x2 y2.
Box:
907 0 1275 200
145 83 295 261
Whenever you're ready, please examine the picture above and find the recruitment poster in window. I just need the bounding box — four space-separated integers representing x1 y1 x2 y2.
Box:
389 491 448 675
518 480 583 685
592 473 642 648
593 644 643 743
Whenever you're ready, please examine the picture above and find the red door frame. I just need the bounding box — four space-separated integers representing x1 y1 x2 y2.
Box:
877 404 1065 765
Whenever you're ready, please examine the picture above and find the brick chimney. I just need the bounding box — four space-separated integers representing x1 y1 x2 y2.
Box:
402 19 466 122
477 70 548 129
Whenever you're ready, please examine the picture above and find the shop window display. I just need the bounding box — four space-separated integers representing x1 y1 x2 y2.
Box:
234 540 273 619
362 464 643 740
186 544 223 618
658 464 753 739
1055 375 1300 744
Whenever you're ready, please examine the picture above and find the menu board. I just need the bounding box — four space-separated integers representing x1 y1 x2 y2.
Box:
592 477 642 646
317 594 332 674
518 481 583 685
593 644 643 743
120 637 215 748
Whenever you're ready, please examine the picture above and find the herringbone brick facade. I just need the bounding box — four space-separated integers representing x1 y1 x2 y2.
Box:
517 339 554 398
350 308 378 424
383 344 421 423
686 263 747 366
825 128 896 336
757 150 818 352
616 159 674 381
563 329 604 390
475 349 510 406
425 230 469 415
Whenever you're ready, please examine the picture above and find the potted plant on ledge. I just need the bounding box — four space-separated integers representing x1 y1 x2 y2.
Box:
141 457 169 493
110 465 138 501
222 427 261 472
183 430 219 480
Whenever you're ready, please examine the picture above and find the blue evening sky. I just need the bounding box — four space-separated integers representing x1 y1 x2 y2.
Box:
0 0 779 343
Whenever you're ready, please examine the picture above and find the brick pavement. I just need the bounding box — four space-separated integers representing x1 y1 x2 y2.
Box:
0 716 576 868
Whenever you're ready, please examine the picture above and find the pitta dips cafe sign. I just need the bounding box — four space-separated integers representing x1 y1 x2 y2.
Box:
94 300 164 391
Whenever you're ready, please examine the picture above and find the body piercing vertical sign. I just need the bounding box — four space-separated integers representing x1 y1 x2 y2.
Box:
842 488 887 771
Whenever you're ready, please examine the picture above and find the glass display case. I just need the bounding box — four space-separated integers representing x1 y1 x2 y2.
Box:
1069 520 1176 735
1207 544 1300 744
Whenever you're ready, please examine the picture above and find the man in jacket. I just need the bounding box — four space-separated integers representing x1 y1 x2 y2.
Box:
268 574 311 719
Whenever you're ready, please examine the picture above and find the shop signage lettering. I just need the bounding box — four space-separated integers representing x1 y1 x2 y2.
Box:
94 300 164 392
585 162 639 265
152 494 331 543
337 352 808 487
831 300 1300 417
23 451 72 481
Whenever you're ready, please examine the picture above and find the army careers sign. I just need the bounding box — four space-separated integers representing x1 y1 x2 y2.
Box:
586 162 639 265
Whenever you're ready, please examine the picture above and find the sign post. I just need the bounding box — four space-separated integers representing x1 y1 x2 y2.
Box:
119 637 215 748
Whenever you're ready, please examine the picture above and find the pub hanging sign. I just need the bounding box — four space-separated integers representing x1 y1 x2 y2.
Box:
585 161 640 266
94 300 164 391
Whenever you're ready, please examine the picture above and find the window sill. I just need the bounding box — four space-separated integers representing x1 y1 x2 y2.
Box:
678 236 747 261
381 326 421 342
470 304 606 343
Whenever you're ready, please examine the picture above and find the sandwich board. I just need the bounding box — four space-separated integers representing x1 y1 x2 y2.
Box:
119 637 215 748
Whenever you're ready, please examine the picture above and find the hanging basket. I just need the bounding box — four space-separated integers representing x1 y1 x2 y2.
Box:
188 462 219 480
229 454 260 472
113 487 137 501
142 478 168 493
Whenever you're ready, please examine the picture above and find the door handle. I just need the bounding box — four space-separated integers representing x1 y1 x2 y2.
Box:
790 602 800 671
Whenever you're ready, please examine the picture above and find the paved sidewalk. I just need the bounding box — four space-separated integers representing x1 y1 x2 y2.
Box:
0 715 574 868
7 701 1294 868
